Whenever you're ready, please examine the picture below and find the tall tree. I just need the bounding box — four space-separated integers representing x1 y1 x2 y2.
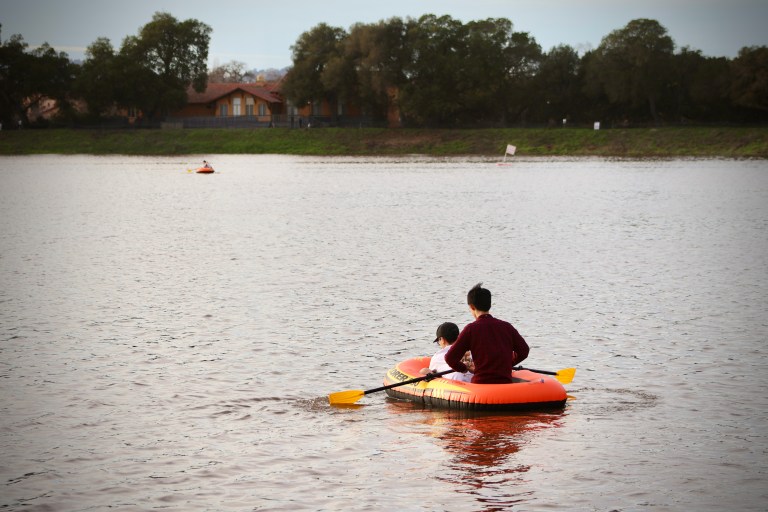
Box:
26 43 77 122
397 15 541 127
74 37 120 117
329 18 408 120
119 12 211 118
282 23 348 109
533 45 583 124
670 48 732 122
0 30 31 125
0 28 75 126
398 14 466 126
499 29 543 125
459 18 517 126
583 18 675 124
730 46 768 114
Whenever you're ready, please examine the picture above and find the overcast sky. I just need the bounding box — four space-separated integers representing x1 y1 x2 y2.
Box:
2 0 766 70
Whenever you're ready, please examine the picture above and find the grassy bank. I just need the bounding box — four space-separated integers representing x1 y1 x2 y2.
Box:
1 126 767 158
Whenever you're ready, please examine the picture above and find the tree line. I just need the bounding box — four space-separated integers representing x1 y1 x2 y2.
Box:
282 15 768 127
0 12 211 127
1 13 766 129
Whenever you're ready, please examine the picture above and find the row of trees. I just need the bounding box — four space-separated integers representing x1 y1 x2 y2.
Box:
1 12 211 127
1 13 766 128
282 16 768 127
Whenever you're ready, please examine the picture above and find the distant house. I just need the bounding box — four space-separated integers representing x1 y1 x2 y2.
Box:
170 83 282 123
168 80 398 128
28 97 62 121
22 97 145 127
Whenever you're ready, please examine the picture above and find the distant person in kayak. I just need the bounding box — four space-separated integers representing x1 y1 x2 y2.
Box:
202 160 212 169
445 283 530 384
420 322 474 382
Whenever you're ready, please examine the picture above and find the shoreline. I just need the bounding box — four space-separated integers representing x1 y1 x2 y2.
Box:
1 126 767 158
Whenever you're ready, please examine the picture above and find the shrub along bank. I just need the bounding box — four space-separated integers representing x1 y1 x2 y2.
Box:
1 127 767 158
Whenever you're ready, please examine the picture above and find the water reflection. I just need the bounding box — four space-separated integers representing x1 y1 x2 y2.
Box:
388 401 565 510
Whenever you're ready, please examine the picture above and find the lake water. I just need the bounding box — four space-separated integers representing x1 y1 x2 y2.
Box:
1 154 766 511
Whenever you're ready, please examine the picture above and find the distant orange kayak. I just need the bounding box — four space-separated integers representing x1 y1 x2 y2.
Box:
384 357 568 411
196 167 214 174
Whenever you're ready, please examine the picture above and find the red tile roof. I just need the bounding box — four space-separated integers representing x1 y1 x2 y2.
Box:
187 83 282 104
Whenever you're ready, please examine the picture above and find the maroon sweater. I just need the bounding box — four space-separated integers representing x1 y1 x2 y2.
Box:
445 314 530 384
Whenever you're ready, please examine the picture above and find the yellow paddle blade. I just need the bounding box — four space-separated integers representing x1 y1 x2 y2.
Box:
566 394 577 400
555 368 576 384
328 389 365 405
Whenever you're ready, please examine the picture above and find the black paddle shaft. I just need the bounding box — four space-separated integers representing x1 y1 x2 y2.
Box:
364 369 454 395
514 366 557 376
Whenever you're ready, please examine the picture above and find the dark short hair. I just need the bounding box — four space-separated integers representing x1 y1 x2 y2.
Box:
467 282 492 311
435 322 460 343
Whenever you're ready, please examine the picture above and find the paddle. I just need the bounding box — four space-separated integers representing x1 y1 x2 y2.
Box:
515 366 576 384
329 369 454 405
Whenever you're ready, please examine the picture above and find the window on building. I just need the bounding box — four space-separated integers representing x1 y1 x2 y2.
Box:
246 97 254 116
219 104 228 116
258 103 267 116
233 97 241 116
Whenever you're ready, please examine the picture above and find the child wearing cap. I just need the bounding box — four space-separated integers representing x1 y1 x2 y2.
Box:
420 322 474 382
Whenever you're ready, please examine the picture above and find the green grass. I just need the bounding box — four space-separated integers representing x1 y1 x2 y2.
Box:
1 126 767 157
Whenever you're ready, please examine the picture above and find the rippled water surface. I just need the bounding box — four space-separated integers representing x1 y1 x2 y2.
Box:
1 155 766 511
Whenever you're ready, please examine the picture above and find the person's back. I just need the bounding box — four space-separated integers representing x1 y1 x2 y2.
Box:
445 283 529 384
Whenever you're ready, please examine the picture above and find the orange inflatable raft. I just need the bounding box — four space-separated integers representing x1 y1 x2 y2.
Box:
196 166 214 174
384 357 568 411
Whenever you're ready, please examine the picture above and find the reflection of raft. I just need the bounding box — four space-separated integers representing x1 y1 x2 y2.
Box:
196 167 214 174
384 357 568 411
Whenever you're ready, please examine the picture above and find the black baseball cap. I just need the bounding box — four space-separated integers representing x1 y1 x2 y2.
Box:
434 322 459 343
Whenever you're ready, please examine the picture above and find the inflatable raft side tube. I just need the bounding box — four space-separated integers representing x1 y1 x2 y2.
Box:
385 387 566 411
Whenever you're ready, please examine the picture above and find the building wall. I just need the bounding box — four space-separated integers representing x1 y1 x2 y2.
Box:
215 92 272 118
171 92 275 119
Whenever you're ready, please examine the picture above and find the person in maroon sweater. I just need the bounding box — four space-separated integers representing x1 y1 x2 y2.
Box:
445 283 530 384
